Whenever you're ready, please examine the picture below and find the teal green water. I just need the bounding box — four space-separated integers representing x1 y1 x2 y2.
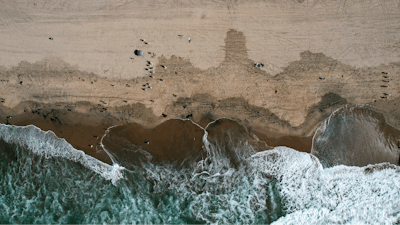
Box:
0 137 283 224
1 109 400 225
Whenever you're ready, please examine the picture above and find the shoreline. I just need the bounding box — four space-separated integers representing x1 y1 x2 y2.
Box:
0 102 317 165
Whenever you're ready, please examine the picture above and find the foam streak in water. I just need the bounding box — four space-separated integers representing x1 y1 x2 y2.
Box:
0 124 124 185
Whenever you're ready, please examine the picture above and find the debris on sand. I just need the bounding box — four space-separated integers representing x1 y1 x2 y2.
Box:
134 49 144 57
319 77 325 80
49 37 53 40
178 35 183 37
188 37 191 43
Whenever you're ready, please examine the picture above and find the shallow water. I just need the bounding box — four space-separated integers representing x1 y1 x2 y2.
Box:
0 104 400 224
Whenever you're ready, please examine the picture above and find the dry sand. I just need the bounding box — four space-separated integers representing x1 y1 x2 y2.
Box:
1 0 400 164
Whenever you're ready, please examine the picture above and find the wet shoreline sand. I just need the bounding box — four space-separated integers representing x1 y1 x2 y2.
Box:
1 107 314 166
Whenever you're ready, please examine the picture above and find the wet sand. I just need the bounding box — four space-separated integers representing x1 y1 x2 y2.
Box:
0 103 314 166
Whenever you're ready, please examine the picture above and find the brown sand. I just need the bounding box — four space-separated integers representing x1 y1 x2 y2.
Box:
102 120 205 165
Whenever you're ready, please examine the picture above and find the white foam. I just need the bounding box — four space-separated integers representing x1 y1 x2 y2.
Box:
250 147 400 224
0 124 125 185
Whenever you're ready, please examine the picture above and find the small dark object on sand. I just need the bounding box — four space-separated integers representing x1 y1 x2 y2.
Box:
49 37 53 40
123 100 127 103
134 49 144 57
173 94 177 97
162 113 167 117
159 79 163 81
319 77 325 80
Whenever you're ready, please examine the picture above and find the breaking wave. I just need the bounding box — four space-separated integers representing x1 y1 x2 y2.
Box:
0 104 399 224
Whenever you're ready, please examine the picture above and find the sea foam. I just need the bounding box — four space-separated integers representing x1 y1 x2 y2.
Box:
250 147 400 224
0 124 124 185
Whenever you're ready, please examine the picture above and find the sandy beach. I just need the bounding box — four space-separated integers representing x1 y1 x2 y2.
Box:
1 0 400 166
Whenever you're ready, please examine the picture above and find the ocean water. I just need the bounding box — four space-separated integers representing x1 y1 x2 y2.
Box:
0 105 400 224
